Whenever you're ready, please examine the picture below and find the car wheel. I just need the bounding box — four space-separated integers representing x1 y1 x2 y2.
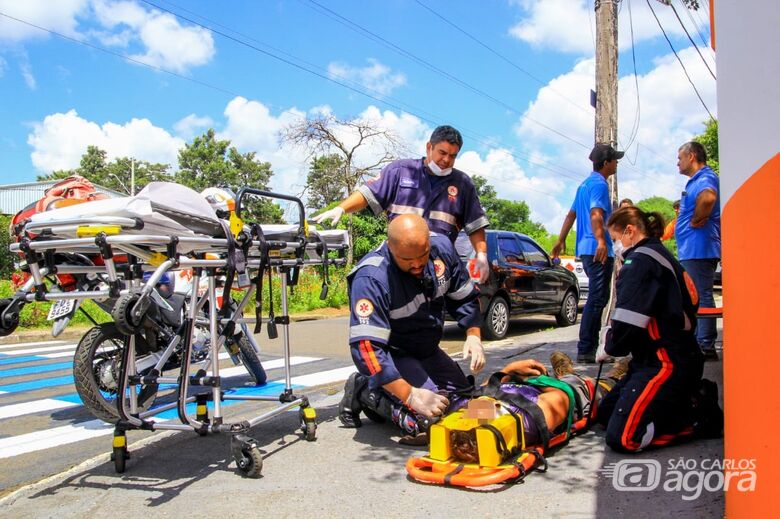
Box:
483 296 509 340
555 290 578 327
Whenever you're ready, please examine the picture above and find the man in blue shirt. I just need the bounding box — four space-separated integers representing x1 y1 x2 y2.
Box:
552 144 621 363
312 125 491 282
338 214 485 443
675 141 721 360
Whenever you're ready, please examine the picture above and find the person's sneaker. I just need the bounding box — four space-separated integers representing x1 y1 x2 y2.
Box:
606 357 630 380
338 372 367 428
692 378 724 438
398 432 429 446
576 352 596 364
701 347 719 361
550 351 577 378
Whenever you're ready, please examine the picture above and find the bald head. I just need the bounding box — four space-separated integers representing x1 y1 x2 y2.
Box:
387 214 430 277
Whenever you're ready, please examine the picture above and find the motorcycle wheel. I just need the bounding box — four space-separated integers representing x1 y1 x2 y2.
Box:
73 323 159 423
233 333 267 385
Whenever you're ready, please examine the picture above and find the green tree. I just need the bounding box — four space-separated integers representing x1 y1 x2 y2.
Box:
305 155 349 210
694 118 719 174
176 129 283 223
37 145 170 194
0 215 14 278
282 115 403 264
472 175 547 238
637 196 678 256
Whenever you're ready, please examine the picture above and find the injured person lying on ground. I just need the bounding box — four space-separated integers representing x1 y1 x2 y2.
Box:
403 353 724 487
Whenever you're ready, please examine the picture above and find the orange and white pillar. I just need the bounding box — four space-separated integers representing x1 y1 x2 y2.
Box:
717 0 780 515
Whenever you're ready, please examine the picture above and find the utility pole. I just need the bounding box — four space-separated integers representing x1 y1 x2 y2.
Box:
594 0 620 207
130 158 136 196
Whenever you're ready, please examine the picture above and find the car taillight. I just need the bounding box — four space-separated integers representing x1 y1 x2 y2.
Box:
565 263 574 271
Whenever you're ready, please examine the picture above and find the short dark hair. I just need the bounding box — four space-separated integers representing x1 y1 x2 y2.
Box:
430 125 463 148
679 141 707 163
673 200 680 209
619 198 634 207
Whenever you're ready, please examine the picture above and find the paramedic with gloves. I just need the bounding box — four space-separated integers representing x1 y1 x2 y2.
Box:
339 214 484 443
596 206 718 452
313 125 491 282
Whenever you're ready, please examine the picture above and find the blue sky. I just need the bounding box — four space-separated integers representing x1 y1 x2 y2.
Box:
0 0 716 230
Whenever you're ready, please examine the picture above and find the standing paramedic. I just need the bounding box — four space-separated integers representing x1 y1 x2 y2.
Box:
338 214 485 443
675 141 721 360
551 144 622 363
312 125 491 282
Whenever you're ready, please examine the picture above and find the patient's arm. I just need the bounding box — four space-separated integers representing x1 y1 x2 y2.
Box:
500 359 547 380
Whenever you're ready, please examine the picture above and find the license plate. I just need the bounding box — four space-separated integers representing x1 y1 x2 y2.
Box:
48 299 75 321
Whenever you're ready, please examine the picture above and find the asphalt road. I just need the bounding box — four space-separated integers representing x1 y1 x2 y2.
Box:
0 315 726 518
0 315 558 497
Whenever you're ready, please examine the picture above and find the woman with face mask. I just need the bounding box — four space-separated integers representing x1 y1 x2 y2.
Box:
594 206 722 452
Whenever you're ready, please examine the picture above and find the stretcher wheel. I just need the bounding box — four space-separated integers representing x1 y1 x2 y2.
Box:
0 299 20 337
236 446 263 478
112 446 128 473
113 293 145 335
299 407 317 441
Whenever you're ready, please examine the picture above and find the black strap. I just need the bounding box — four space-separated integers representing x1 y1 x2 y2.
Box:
250 224 269 334
443 464 465 486
479 423 509 458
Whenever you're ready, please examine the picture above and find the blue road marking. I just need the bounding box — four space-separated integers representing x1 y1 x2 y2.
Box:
0 375 74 394
0 355 56 366
0 362 73 378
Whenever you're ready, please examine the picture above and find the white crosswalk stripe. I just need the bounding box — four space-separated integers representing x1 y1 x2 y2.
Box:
0 340 67 350
0 361 352 459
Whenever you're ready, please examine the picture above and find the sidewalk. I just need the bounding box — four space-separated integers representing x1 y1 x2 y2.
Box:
0 323 725 518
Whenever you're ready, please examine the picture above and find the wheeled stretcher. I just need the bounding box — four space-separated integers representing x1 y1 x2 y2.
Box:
1 182 349 477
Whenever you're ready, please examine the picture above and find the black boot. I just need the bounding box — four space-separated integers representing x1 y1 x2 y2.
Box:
692 378 724 438
339 373 368 428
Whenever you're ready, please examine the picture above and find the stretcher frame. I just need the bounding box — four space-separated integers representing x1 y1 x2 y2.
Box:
2 187 348 477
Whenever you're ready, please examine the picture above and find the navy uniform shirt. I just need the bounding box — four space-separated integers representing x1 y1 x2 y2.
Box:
606 238 700 363
347 233 482 386
357 158 489 243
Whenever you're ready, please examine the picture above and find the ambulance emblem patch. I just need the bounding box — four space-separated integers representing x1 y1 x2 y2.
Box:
433 259 446 278
355 298 374 318
448 185 458 202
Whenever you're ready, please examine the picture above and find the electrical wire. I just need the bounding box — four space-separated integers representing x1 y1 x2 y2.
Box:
300 0 590 150
619 0 642 156
678 0 711 51
646 0 714 120
669 1 716 79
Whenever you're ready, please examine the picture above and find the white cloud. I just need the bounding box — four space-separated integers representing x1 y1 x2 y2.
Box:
509 0 696 55
515 45 716 230
457 148 566 231
19 59 36 89
0 0 89 42
327 59 407 95
27 109 183 172
173 113 214 140
92 0 215 73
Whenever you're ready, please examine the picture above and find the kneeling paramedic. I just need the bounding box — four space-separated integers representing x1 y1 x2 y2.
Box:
339 214 485 441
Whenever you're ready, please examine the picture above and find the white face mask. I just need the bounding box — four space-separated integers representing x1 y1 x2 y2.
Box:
613 228 634 261
427 160 452 177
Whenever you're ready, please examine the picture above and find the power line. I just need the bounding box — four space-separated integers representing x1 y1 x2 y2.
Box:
300 0 590 150
646 0 714 120
678 0 711 51
413 0 591 117
140 1 603 186
669 1 716 79
620 0 642 155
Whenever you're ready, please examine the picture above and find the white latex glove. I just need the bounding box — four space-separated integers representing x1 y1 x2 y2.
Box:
462 335 485 374
596 325 612 363
405 387 449 418
475 251 490 283
312 206 345 226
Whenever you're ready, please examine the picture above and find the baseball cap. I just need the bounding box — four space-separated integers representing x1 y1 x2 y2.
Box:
589 143 624 163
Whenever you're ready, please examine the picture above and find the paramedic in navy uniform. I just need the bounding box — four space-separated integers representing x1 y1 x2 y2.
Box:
312 125 491 283
338 214 485 442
